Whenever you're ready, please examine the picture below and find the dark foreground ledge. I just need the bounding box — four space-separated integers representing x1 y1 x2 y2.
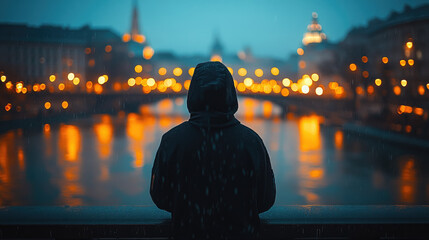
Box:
1 205 429 239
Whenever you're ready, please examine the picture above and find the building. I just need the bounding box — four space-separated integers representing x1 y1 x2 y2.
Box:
0 24 128 91
338 4 429 136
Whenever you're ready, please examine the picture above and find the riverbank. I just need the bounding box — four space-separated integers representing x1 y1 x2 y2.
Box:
343 122 429 149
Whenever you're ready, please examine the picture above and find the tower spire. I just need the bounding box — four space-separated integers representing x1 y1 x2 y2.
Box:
131 0 140 37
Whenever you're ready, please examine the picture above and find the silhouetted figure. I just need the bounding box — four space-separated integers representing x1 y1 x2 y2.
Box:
150 61 276 239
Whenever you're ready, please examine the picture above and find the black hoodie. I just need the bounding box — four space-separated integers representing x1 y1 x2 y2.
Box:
150 61 276 239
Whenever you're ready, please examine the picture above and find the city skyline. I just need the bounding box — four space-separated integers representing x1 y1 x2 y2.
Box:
1 0 429 59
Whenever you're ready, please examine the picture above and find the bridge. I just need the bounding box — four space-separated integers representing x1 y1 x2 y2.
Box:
17 90 353 118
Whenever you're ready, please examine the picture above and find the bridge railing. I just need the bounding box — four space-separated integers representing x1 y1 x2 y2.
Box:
1 205 429 239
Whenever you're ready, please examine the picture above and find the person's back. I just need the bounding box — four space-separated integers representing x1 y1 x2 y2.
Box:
150 61 276 239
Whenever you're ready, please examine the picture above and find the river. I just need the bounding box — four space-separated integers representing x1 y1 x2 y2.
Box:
0 97 428 206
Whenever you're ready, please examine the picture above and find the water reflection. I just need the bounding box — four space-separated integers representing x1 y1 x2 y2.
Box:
400 158 416 203
0 97 428 206
58 124 83 205
94 115 113 160
297 116 324 204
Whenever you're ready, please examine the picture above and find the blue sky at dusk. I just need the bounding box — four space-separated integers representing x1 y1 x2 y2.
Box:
1 0 429 59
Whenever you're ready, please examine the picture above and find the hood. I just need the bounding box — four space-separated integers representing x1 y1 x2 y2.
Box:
187 61 239 128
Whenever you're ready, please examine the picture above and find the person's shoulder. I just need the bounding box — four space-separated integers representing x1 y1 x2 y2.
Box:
235 123 264 141
162 121 193 140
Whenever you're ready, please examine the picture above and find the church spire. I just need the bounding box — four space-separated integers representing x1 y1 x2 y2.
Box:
131 0 140 37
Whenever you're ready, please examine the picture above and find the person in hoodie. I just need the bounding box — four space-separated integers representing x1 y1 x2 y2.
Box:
150 61 276 239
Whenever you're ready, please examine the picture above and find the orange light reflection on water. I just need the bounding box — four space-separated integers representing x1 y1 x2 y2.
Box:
94 115 113 160
297 115 324 204
127 113 146 168
400 158 416 203
58 124 83 205
334 130 343 150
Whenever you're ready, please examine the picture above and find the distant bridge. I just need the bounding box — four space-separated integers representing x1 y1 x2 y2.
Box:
24 91 353 117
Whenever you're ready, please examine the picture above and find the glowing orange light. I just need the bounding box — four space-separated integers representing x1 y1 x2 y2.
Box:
273 85 281 93
311 73 319 81
393 86 401 95
414 108 424 116
291 83 299 92
135 77 142 85
105 45 112 53
356 86 364 95
84 48 91 54
329 82 339 90
405 106 413 114
243 78 253 87
375 79 382 86
135 65 143 73
263 84 272 94
44 124 50 132
158 67 167 76
303 77 313 86
406 41 413 49
271 67 279 76
5 81 12 89
143 46 154 60
142 85 151 93
67 73 75 80
88 59 95 67
301 85 309 94
397 105 405 114
362 71 369 78
315 87 323 95
58 83 65 91
86 81 93 89
238 68 247 76
128 78 136 87
44 102 51 110
400 60 406 66
172 82 182 92
164 78 173 87
281 88 289 97
361 56 368 63
367 85 374 94
297 48 304 55
401 79 407 87
408 59 414 66
98 76 107 85
382 57 389 64
122 33 131 42
237 83 246 92
349 63 357 71
210 54 222 62
94 84 103 94
62 101 69 109
5 103 12 111
427 83 429 90
173 67 183 77
255 69 263 77
282 78 291 87
184 80 191 90
188 67 195 76
147 78 156 87
335 86 344 95
299 60 306 69
418 85 425 95
0 75 6 82
49 75 56 82
73 78 80 85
